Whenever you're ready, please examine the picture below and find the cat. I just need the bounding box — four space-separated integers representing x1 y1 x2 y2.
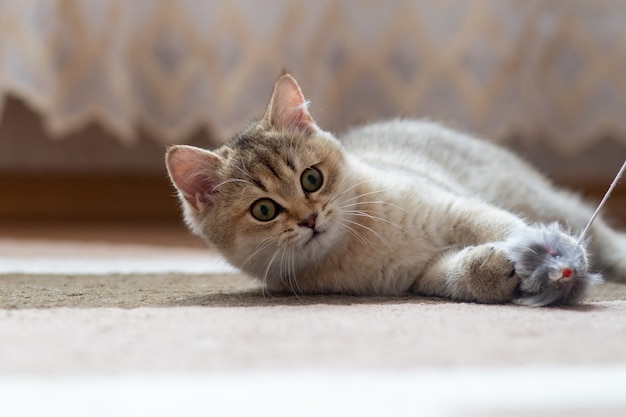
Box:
165 73 626 306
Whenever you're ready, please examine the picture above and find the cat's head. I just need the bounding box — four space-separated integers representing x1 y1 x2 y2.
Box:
165 74 355 284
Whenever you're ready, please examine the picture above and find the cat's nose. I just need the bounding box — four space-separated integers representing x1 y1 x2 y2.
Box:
298 213 318 229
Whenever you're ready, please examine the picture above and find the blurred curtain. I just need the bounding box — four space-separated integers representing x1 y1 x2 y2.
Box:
1 0 626 154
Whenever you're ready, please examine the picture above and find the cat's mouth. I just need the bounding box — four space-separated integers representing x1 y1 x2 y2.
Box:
304 230 323 246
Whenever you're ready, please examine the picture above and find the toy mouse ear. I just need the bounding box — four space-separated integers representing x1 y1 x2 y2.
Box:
165 145 223 211
263 73 319 135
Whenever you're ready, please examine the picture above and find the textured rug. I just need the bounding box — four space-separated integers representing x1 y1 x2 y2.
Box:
2 231 626 416
2 273 626 373
2 272 626 309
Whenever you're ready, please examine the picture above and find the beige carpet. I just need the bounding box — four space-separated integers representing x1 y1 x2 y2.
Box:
2 228 626 416
2 273 626 374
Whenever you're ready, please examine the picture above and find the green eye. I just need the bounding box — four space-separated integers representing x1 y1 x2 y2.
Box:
301 167 323 193
250 198 279 222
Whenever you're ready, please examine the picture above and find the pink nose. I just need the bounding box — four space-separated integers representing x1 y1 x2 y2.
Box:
298 213 318 229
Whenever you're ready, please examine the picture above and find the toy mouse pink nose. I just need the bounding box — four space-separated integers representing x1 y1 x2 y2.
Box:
562 268 573 279
298 213 318 229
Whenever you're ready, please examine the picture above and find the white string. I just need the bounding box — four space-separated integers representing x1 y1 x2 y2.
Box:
577 159 626 245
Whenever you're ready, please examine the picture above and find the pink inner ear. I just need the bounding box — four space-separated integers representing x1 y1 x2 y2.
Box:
165 146 222 210
270 75 316 134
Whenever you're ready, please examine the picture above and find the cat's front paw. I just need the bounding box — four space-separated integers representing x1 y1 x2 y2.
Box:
502 223 603 307
461 244 520 304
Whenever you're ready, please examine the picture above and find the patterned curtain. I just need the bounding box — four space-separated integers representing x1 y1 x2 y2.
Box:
1 0 626 155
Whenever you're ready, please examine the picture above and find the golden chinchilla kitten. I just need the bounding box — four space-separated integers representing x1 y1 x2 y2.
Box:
166 73 626 306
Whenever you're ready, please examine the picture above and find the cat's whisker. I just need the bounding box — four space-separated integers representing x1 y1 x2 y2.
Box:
279 247 290 292
334 171 351 191
339 209 405 231
290 132 305 160
324 171 352 205
293 251 303 294
261 282 273 299
239 230 286 273
225 161 266 200
335 221 371 247
341 218 392 249
340 200 408 213
327 178 387 206
281 247 297 297
232 161 253 178
340 188 404 206
239 240 275 270
281 247 291 294
262 248 282 297
286 248 302 298
341 208 398 218
211 178 254 192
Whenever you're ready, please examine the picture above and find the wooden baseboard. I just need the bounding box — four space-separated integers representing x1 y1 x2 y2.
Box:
0 174 181 223
0 174 624 227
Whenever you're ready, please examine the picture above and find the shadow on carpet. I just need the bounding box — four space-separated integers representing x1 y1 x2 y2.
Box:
1 273 625 309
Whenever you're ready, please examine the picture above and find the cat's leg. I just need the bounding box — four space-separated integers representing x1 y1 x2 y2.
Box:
414 203 602 305
416 244 519 304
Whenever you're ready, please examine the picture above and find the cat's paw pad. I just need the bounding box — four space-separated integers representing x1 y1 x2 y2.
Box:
503 223 603 307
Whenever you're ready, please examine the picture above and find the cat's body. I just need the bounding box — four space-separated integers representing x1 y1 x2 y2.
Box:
166 74 625 306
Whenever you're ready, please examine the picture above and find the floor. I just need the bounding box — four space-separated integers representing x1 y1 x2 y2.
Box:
2 222 626 417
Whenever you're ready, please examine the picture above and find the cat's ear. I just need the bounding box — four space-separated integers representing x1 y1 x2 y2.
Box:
165 145 223 211
264 73 319 135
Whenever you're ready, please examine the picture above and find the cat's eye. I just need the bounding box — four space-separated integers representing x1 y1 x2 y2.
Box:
250 198 280 222
301 167 323 193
